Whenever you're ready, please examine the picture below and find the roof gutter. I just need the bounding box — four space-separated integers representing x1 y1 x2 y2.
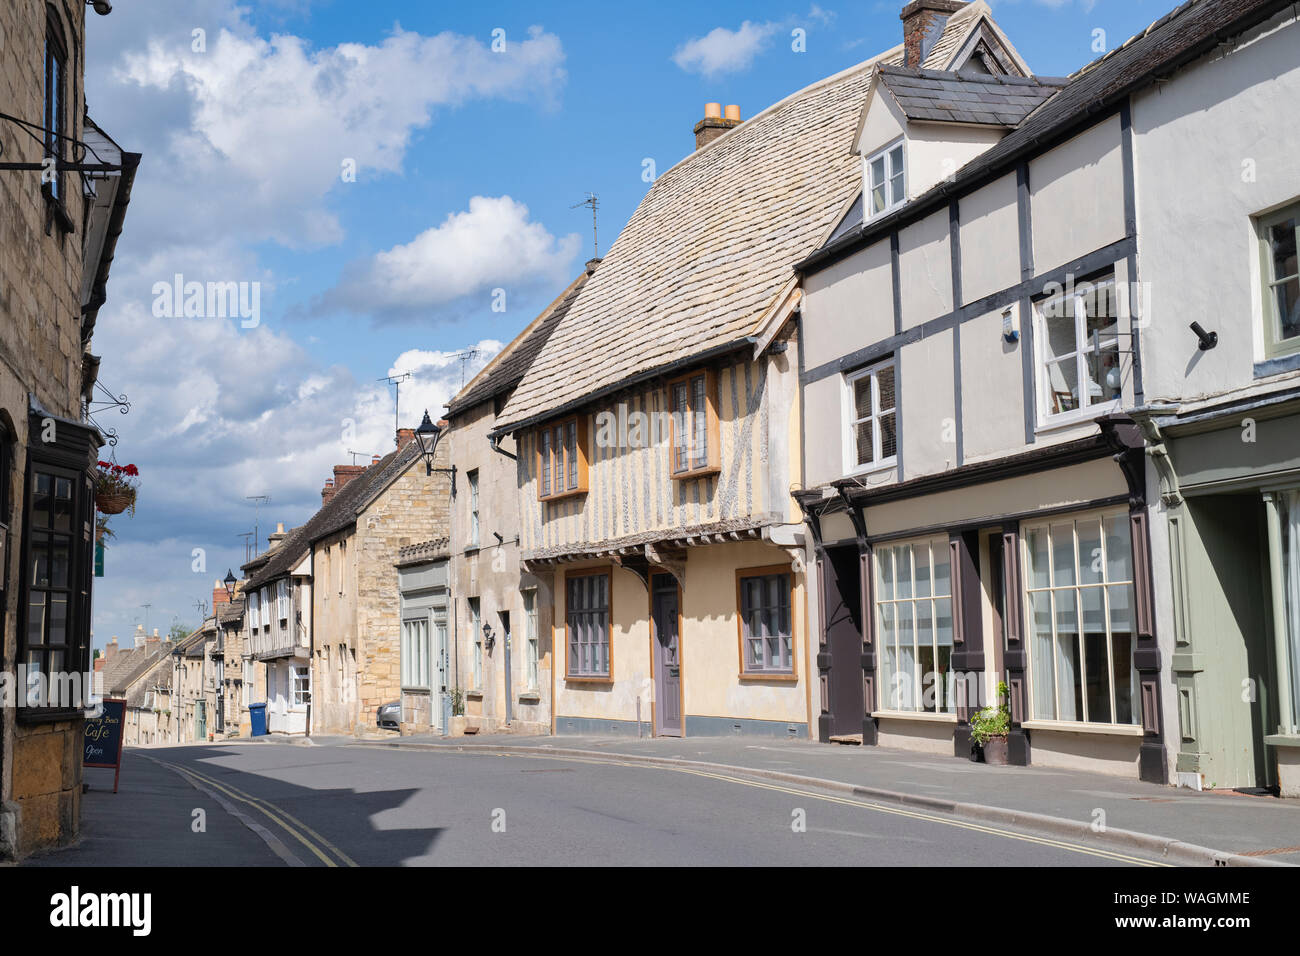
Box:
796 0 1297 276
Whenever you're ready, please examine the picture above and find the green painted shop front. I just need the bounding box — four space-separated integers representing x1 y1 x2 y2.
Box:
1150 394 1300 795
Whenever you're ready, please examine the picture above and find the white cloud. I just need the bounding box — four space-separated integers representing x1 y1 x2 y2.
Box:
92 6 566 248
319 196 581 320
672 20 782 77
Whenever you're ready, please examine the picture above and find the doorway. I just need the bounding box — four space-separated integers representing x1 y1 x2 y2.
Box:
651 573 682 736
822 544 865 739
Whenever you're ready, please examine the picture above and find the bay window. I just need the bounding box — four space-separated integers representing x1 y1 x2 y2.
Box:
566 571 611 679
875 537 954 713
1023 511 1138 725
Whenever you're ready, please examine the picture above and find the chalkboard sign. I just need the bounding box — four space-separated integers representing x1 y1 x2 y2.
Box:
84 698 126 792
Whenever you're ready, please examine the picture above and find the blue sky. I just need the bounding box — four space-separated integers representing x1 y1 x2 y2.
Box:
83 0 1171 645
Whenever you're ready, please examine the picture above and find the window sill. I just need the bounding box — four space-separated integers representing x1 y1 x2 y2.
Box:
740 671 798 682
564 675 612 684
1254 352 1300 378
872 710 957 724
540 488 587 504
842 458 897 481
466 690 483 700
671 465 721 482
1035 400 1122 436
16 707 85 725
518 691 542 703
1020 719 1143 737
1264 733 1300 748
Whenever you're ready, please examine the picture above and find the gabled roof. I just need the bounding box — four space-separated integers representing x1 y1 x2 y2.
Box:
920 0 1031 76
875 66 1067 128
103 642 170 697
447 265 595 419
802 0 1294 272
243 441 422 590
494 45 906 432
396 537 451 567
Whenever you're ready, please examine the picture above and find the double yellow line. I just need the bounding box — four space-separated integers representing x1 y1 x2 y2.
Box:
465 749 1169 867
162 758 357 868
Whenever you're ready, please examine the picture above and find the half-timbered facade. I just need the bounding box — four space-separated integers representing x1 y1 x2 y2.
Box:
795 0 1298 789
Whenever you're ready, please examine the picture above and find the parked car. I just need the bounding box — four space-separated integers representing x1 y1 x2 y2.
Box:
376 701 400 730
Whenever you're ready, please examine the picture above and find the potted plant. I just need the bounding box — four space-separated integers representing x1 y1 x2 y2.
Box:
95 460 139 515
971 680 1012 766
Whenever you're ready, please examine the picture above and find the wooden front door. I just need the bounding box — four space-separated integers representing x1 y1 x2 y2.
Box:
651 575 682 737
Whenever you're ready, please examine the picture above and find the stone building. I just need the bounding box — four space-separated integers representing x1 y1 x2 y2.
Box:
0 0 139 858
309 433 451 734
101 629 173 746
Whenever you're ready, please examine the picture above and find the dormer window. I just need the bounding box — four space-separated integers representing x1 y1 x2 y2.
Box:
866 140 905 217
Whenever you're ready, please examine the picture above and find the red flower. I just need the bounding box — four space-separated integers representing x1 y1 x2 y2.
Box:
123 464 139 476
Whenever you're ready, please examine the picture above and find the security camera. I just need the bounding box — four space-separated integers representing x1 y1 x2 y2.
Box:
88 0 113 15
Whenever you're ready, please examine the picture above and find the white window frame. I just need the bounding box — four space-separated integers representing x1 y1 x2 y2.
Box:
248 591 260 634
1033 275 1123 429
1021 509 1139 728
470 598 482 691
842 358 898 476
242 660 253 706
290 664 311 709
468 470 480 547
260 588 270 629
401 616 430 690
1258 202 1300 360
865 139 906 219
523 589 539 691
276 579 289 622
874 536 955 715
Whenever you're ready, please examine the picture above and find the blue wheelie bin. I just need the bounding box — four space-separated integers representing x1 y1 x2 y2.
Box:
249 702 268 737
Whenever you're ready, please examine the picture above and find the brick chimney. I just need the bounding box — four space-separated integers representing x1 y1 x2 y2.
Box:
322 477 335 504
104 637 118 661
901 0 965 67
397 428 415 451
212 579 230 609
694 103 742 150
333 464 365 494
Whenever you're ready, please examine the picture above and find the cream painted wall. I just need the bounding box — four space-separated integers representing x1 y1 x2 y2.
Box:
959 308 1024 461
1132 12 1300 402
899 328 956 480
551 541 807 729
801 238 893 370
958 171 1020 303
898 209 954 330
908 123 1005 205
1028 112 1127 275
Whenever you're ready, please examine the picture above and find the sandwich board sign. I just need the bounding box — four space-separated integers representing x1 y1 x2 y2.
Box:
83 697 126 792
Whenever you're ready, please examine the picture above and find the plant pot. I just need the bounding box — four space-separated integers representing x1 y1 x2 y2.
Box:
96 490 134 515
979 736 1010 766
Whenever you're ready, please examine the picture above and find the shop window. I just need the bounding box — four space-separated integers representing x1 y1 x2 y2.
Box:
1023 511 1138 725
876 537 954 713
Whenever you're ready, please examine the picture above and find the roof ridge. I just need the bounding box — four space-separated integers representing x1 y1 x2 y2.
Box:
1071 0 1201 78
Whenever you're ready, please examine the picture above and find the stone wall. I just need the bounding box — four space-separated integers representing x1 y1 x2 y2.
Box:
0 0 92 860
351 446 450 729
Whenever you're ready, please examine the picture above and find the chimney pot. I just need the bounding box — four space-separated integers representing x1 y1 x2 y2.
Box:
397 428 416 451
693 103 743 151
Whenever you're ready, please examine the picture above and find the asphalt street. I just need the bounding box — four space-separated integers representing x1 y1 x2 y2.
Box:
32 741 1175 866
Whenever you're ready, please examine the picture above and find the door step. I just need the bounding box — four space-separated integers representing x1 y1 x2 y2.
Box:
828 734 863 745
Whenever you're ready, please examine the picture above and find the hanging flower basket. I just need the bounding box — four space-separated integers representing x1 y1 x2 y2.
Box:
95 490 134 515
95 461 140 516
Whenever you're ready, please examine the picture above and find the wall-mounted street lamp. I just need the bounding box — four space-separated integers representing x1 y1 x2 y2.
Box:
223 569 237 602
87 0 113 15
415 410 458 496
483 623 496 652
